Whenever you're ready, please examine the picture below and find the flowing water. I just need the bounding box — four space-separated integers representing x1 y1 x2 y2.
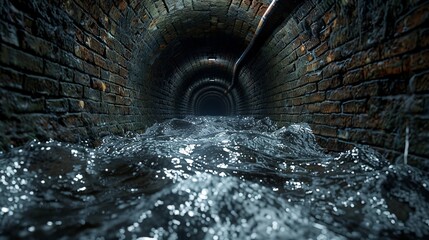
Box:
1 116 428 239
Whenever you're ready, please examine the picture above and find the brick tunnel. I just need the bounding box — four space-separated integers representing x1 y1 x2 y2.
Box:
1 0 428 166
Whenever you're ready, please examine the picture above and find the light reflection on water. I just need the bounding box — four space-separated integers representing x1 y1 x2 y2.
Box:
0 116 428 239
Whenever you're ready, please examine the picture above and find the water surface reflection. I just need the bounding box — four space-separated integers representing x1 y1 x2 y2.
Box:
1 116 428 239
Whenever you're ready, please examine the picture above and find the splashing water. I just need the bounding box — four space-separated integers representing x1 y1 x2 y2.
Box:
0 116 428 239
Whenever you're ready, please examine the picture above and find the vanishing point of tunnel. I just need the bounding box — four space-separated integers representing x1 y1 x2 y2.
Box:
0 0 429 239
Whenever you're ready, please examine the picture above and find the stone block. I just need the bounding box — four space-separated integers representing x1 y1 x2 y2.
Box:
103 93 117 104
381 31 418 59
60 113 84 127
91 78 108 92
84 100 101 113
329 114 352 128
1 45 43 74
403 49 429 73
0 21 19 47
411 72 429 93
119 66 128 78
0 67 23 89
83 62 101 78
109 73 126 86
68 99 85 112
94 54 108 69
84 86 101 101
74 44 94 63
0 90 44 114
18 31 57 59
312 124 338 138
351 81 380 99
322 61 344 78
343 69 363 85
326 86 352 101
305 92 326 104
320 101 341 113
342 100 367 113
396 2 429 35
346 48 380 70
86 36 106 56
46 99 69 113
73 71 90 86
60 82 83 98
364 58 402 80
315 42 329 57
23 75 59 96
318 75 342 91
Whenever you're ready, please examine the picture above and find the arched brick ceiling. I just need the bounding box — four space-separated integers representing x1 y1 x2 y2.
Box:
120 0 271 116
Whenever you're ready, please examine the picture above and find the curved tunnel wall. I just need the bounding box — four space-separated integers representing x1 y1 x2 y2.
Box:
0 0 428 166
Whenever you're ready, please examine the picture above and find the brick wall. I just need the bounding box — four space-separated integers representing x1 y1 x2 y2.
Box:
0 0 146 149
0 0 269 149
245 0 429 166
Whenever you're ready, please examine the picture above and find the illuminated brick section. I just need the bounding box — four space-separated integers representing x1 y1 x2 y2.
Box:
245 0 429 165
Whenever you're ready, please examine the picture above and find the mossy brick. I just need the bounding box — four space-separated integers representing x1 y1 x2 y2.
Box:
109 5 122 23
119 67 128 78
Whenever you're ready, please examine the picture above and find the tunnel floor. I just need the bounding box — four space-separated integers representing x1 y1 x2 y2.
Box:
1 116 429 239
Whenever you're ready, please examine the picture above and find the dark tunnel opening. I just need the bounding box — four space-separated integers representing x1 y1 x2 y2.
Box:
195 93 229 116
